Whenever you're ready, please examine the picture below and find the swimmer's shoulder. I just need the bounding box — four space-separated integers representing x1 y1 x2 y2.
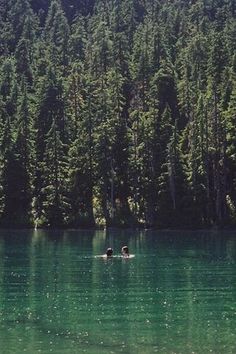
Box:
122 254 135 259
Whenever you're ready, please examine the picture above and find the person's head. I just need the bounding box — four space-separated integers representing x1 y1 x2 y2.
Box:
121 246 129 255
106 248 113 257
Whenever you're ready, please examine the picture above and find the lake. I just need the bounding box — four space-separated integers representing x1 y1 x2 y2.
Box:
0 229 235 353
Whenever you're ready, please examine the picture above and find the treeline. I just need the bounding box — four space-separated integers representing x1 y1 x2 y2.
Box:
0 0 235 228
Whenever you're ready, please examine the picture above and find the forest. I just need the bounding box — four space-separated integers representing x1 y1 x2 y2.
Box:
0 0 235 228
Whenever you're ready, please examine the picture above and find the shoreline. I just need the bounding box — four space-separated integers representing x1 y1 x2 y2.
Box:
0 225 235 232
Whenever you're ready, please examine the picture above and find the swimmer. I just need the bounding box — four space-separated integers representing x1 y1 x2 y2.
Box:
106 247 113 257
121 245 129 258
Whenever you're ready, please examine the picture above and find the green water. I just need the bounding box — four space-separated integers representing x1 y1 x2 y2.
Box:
0 229 235 354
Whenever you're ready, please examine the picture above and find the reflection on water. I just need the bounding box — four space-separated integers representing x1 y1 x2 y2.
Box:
0 229 235 353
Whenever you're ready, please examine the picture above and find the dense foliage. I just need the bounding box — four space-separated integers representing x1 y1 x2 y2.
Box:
0 0 235 228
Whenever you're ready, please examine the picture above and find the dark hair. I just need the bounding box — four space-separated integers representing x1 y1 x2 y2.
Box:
106 248 113 256
122 246 129 254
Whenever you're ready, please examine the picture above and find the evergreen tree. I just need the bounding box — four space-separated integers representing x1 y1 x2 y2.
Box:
14 82 33 225
0 118 26 226
44 0 70 69
67 70 95 226
0 59 18 121
15 38 33 85
34 67 67 225
225 77 236 220
42 119 69 227
8 0 34 49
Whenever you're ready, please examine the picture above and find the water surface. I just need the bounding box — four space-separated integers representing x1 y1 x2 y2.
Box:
0 229 235 353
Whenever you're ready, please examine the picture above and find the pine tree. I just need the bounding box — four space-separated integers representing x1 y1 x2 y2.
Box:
0 58 15 100
0 58 18 121
158 121 189 227
44 0 70 70
15 38 33 85
67 69 95 227
7 0 34 49
34 67 67 225
0 118 23 225
14 82 33 225
225 76 236 220
106 68 131 226
69 15 87 63
42 119 69 227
